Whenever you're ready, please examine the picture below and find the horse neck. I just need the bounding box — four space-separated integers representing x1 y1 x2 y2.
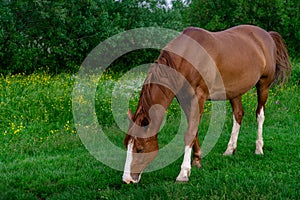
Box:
133 83 175 126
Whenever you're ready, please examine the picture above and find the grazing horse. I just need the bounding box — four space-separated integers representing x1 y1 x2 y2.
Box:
122 25 291 184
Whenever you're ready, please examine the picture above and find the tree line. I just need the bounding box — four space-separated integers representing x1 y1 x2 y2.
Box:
0 0 299 75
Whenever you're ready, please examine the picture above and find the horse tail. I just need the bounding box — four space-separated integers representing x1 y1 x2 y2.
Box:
269 31 291 85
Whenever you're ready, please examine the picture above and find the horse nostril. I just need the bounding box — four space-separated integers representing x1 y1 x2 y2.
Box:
123 173 141 184
123 180 131 184
131 173 141 183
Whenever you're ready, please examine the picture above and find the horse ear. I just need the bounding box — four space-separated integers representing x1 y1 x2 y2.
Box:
128 109 133 120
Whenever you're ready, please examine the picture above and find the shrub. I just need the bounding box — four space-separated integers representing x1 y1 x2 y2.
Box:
0 0 184 75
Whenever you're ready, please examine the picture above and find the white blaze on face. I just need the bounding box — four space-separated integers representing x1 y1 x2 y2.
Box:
122 140 135 184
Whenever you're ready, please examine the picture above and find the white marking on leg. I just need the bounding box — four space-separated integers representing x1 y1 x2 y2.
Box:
176 146 192 182
122 140 134 184
256 108 264 155
223 115 241 155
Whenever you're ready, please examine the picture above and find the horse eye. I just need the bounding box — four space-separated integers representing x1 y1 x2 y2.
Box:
137 148 144 153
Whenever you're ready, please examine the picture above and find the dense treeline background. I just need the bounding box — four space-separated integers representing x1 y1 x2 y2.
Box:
0 0 299 75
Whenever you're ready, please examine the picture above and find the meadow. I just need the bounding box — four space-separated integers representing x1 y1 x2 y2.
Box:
0 61 299 199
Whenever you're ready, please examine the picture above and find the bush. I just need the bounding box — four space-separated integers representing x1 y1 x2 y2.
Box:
0 0 118 74
0 0 298 75
0 0 184 75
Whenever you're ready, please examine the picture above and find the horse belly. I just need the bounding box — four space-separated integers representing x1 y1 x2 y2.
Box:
211 36 265 99
218 61 262 99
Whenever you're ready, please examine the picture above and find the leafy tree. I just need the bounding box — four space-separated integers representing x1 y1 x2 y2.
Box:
0 0 186 74
0 0 298 75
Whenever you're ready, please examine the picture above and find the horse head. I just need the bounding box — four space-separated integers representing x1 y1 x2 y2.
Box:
122 58 179 184
122 106 165 184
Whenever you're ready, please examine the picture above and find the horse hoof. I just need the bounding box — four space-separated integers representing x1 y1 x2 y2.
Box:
223 148 236 156
176 176 189 182
255 149 264 155
192 160 202 168
223 151 233 156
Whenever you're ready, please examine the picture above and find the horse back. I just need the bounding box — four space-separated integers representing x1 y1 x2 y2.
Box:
181 25 276 99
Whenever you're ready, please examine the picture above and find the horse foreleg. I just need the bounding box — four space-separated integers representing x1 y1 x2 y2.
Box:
175 134 202 182
223 96 244 155
176 116 200 182
176 145 193 182
192 132 202 168
176 93 205 182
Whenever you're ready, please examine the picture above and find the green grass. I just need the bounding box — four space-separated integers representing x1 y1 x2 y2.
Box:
0 61 299 199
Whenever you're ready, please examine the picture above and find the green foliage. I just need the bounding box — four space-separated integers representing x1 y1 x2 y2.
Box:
0 0 124 74
0 0 299 75
184 0 300 57
0 0 184 75
290 59 300 85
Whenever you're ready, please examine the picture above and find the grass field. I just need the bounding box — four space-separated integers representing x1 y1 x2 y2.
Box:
0 61 299 199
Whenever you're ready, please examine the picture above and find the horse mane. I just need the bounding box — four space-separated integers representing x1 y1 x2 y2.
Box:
133 53 176 127
124 81 153 145
133 81 152 126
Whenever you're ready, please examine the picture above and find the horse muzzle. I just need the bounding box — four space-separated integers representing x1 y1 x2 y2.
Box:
122 172 141 184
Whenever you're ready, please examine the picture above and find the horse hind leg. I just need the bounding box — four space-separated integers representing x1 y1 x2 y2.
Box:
256 108 265 155
255 84 269 155
223 96 244 156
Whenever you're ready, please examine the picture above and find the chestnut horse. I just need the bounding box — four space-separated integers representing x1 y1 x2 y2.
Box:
122 25 291 184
